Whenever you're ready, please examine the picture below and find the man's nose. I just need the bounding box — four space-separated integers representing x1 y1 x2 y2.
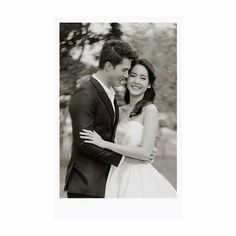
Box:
123 71 129 79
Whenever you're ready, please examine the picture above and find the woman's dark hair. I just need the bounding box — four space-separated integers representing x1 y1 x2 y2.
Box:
124 58 156 118
98 39 138 69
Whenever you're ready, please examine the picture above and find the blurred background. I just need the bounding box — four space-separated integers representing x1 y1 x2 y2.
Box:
60 23 177 198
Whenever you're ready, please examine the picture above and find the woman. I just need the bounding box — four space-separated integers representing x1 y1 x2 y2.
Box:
80 58 176 198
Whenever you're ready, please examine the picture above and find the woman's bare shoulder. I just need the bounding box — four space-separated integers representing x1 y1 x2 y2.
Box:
142 104 158 127
142 103 158 114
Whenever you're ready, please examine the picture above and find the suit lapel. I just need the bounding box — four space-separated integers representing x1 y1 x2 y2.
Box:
112 98 120 141
114 98 119 126
90 77 115 122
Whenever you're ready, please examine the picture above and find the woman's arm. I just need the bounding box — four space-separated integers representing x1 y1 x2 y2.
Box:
80 104 158 161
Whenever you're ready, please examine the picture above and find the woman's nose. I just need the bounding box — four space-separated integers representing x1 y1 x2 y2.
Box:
133 76 139 83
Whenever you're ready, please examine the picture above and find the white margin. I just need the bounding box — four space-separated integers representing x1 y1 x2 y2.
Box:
54 17 182 220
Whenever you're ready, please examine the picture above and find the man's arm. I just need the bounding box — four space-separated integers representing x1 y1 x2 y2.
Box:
70 85 122 166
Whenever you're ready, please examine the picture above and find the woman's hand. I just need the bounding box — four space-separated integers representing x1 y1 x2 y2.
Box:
79 129 107 148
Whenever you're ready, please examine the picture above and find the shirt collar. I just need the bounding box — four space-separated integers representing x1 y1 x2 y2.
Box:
92 74 115 98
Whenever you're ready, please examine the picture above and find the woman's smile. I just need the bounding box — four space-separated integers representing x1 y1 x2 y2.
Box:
130 84 142 90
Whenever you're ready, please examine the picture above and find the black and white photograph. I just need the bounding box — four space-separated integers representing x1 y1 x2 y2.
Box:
1 0 236 234
59 23 177 199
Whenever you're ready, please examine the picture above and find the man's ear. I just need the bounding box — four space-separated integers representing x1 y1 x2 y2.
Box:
104 61 113 71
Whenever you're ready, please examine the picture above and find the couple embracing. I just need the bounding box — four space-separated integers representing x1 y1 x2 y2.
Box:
64 39 176 198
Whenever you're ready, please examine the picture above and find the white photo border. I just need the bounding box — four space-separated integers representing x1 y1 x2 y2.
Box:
55 17 182 219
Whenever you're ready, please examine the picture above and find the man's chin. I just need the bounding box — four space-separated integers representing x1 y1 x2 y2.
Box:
114 80 126 88
113 82 122 87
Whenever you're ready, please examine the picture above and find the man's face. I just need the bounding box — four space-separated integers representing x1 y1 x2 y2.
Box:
110 58 131 87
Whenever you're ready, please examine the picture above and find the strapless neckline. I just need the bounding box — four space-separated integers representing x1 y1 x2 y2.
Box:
115 120 144 147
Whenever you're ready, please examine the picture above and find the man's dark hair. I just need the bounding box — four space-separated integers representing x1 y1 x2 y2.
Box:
98 39 138 69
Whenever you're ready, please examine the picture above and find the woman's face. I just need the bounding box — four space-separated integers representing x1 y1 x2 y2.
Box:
127 64 150 97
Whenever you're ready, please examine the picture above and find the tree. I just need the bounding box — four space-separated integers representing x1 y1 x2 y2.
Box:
60 23 123 95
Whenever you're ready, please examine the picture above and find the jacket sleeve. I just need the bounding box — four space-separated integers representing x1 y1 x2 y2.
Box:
69 86 122 167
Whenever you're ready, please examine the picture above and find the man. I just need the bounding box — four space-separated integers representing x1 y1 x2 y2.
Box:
64 39 138 198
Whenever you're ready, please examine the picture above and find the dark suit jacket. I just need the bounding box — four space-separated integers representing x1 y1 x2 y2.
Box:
64 76 122 197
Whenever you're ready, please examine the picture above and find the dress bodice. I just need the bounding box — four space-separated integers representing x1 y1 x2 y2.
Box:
115 120 144 147
106 121 177 198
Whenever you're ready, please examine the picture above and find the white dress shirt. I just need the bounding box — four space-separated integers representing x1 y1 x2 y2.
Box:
92 74 115 112
92 74 125 166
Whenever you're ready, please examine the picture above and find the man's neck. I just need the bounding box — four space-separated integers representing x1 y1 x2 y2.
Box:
95 71 111 89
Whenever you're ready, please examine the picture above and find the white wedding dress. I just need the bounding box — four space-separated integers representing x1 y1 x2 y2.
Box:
105 120 177 198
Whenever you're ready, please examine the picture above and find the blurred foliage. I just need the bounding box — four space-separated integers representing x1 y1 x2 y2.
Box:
60 23 177 131
60 23 122 94
60 23 122 62
122 23 177 115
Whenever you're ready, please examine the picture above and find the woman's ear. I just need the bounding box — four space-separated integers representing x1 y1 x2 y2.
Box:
148 84 151 89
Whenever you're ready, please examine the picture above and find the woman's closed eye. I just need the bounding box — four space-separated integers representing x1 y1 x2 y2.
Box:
129 73 136 78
